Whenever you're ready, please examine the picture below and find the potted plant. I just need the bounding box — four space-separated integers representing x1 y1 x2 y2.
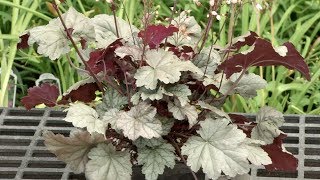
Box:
19 1 310 179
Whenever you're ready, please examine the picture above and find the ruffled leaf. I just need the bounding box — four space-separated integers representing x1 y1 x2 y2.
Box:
168 99 198 127
86 143 132 180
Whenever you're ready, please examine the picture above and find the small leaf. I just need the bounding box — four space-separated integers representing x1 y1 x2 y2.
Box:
21 83 59 110
138 24 178 49
140 87 165 101
164 84 191 106
92 14 139 48
86 143 132 180
181 118 250 179
219 38 311 80
230 72 267 98
116 102 163 140
64 103 105 134
251 106 285 144
243 138 272 166
137 139 176 180
168 99 198 127
197 101 230 119
17 33 30 49
59 78 99 104
43 130 104 173
262 134 298 171
96 87 128 117
134 49 203 90
168 11 201 47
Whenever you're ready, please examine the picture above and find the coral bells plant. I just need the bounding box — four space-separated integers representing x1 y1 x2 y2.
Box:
19 1 310 180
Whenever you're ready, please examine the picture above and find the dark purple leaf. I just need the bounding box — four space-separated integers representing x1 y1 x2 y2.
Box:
17 34 30 49
262 133 298 171
138 25 178 49
229 31 259 51
219 38 311 80
21 83 59 110
59 82 99 104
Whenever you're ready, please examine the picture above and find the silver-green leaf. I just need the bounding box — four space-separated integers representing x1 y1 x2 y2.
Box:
86 143 132 180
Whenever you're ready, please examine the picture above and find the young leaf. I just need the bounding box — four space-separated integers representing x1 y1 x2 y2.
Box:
262 134 298 171
134 49 203 90
251 106 285 144
164 84 191 106
230 72 267 98
43 130 104 173
181 118 250 179
21 83 59 110
92 14 139 48
138 24 178 49
116 102 163 140
59 78 99 104
86 143 132 180
64 103 105 134
137 139 176 180
243 138 272 166
17 33 30 49
219 38 311 80
139 87 165 101
27 7 95 60
168 11 201 47
168 99 198 127
96 87 128 116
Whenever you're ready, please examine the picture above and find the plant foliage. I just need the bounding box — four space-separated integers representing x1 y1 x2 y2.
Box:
20 2 309 179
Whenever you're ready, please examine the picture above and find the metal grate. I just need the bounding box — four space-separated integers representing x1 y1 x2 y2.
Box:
0 108 319 180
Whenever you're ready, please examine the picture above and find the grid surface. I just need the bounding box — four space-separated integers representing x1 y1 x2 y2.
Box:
0 108 319 180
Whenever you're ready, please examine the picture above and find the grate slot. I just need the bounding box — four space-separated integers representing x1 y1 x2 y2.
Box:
0 138 31 146
27 161 66 168
0 160 22 167
0 149 26 156
45 119 73 127
3 119 40 126
305 148 320 155
0 129 35 136
283 136 299 144
7 109 44 117
22 171 63 179
305 137 320 145
49 111 67 117
68 173 86 180
280 126 299 133
31 150 55 157
305 159 320 167
305 127 320 134
257 169 298 178
0 171 16 179
304 171 320 179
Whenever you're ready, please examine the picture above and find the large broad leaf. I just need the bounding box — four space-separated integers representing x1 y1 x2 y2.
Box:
251 106 285 144
243 138 271 166
59 78 99 104
92 14 139 48
229 31 259 51
134 49 203 90
168 11 201 47
168 99 198 127
137 139 176 180
164 84 191 106
21 83 59 110
86 143 132 180
138 24 178 49
181 118 250 180
64 103 105 134
192 47 221 78
262 134 298 171
230 72 267 98
116 102 163 140
43 130 104 173
27 7 95 60
219 38 311 80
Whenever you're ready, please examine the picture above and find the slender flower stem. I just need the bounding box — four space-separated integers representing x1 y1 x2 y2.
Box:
111 3 120 38
52 2 105 94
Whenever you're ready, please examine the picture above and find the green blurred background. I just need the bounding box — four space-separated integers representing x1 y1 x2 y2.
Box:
0 0 319 114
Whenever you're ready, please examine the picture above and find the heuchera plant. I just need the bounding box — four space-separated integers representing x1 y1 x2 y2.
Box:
19 1 310 180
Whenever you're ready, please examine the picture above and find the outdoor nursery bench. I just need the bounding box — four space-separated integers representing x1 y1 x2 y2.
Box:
0 108 319 180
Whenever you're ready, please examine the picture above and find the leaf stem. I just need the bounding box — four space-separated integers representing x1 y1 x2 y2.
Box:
168 136 198 180
52 2 105 94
